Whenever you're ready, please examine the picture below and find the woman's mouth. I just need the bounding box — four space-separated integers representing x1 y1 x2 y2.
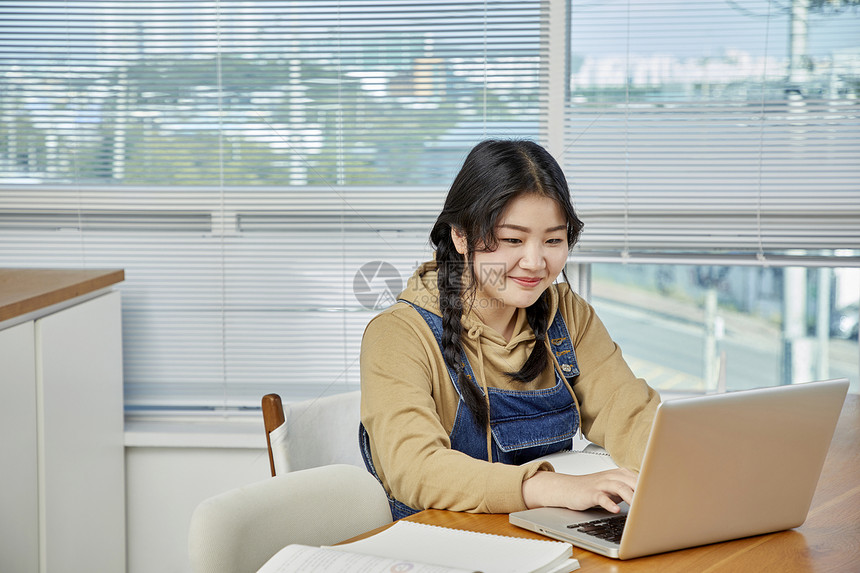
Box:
510 276 542 288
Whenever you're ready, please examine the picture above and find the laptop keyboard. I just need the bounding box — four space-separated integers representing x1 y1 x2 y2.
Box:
567 515 627 545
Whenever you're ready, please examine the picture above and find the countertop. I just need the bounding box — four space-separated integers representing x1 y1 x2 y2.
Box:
0 268 125 323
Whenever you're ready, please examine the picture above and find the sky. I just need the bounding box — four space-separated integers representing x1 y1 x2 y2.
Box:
570 0 860 59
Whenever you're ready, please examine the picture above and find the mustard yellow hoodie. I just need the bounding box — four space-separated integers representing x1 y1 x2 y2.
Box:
360 260 660 514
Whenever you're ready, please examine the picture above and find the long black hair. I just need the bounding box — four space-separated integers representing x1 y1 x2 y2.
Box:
429 139 584 428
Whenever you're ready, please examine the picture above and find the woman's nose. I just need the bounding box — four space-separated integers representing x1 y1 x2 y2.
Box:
519 243 546 270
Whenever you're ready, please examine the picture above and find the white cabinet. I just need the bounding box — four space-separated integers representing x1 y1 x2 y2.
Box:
0 279 126 573
0 320 39 573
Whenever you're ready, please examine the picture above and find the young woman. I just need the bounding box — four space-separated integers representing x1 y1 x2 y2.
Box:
359 139 660 520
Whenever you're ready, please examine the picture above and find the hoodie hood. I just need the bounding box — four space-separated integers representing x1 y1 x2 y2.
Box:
398 259 561 352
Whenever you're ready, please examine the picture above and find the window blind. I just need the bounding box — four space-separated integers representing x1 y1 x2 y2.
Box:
0 0 548 409
563 0 860 264
1 1 858 411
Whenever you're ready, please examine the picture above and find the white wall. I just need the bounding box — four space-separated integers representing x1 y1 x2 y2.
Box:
125 424 271 573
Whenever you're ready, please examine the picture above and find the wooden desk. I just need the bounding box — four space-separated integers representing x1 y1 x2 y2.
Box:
350 393 859 572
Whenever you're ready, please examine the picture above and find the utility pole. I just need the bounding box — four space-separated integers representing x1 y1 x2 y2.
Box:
788 0 811 87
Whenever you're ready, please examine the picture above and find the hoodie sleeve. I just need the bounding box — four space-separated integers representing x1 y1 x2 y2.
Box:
561 287 661 471
360 308 551 514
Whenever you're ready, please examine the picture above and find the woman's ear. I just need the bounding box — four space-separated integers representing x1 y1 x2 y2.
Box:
450 227 468 255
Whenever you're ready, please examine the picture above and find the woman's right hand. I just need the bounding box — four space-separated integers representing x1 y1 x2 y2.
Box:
521 468 638 513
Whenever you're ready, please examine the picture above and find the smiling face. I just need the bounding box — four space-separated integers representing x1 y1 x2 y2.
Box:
451 193 569 337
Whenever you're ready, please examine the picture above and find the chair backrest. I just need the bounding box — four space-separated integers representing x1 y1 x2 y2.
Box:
188 464 391 573
262 390 364 476
262 394 286 476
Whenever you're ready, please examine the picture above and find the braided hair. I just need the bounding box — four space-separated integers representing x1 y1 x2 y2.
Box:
429 140 584 428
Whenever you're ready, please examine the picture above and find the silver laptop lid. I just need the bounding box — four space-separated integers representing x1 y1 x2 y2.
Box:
619 378 849 559
509 378 849 560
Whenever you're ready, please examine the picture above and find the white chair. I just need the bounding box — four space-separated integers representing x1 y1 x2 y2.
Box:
188 464 391 573
262 390 365 475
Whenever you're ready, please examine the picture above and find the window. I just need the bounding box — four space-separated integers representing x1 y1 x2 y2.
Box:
562 0 860 396
1 1 857 412
590 263 860 395
0 1 548 409
563 0 860 261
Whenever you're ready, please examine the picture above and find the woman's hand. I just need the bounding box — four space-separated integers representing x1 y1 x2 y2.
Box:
521 469 638 513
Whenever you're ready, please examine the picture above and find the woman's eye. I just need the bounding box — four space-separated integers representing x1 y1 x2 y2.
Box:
501 238 521 244
546 238 564 245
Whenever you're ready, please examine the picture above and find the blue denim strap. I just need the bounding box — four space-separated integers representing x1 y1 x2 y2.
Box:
400 301 479 402
546 309 580 378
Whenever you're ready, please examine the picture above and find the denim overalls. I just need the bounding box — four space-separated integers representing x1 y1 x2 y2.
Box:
360 301 581 520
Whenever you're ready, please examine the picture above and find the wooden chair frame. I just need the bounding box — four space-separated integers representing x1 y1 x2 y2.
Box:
262 393 285 477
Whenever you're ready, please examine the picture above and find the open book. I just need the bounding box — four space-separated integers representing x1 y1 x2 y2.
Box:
256 520 580 573
532 444 619 475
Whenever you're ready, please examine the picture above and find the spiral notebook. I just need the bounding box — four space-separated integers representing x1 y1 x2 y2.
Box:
510 378 849 560
257 520 580 573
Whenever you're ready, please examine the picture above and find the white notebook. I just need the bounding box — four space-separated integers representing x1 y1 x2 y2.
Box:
257 520 580 573
532 444 619 475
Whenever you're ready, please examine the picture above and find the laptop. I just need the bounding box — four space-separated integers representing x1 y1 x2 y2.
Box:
509 378 849 560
